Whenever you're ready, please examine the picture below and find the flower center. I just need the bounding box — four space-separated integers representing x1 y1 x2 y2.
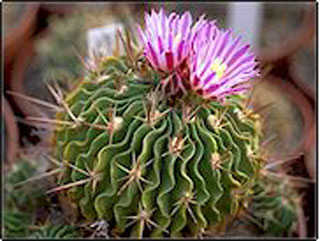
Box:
211 59 227 79
174 33 181 44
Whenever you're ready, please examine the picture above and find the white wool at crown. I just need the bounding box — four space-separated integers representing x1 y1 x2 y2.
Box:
227 2 262 51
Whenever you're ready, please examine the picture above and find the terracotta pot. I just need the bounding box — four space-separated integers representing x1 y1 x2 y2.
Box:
40 3 138 16
40 3 81 15
303 122 316 180
2 96 20 169
250 75 313 160
289 36 316 101
258 3 315 64
4 3 39 67
9 39 50 119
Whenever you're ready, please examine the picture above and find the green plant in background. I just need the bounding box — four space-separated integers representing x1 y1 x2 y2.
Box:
29 224 78 239
3 159 41 238
4 210 79 239
4 159 47 212
3 159 80 238
244 172 299 237
3 209 32 238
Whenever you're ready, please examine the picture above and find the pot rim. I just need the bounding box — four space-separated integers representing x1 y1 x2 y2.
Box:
2 96 20 169
4 3 40 65
258 4 315 64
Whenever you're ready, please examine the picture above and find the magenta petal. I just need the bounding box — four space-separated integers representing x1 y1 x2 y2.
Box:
202 71 216 86
158 36 164 53
216 30 232 57
165 52 174 71
189 27 259 100
222 36 242 63
192 75 201 88
168 33 173 50
147 42 159 67
227 44 250 66
180 11 192 36
138 8 199 73
177 40 185 61
224 55 255 78
204 84 220 93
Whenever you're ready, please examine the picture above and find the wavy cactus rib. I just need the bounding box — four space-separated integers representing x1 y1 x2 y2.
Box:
53 56 263 237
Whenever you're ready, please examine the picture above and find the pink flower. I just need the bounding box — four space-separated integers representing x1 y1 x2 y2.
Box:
138 8 208 73
190 27 259 100
137 9 259 100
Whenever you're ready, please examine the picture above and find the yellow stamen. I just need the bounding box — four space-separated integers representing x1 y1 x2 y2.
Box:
211 59 227 78
174 33 181 44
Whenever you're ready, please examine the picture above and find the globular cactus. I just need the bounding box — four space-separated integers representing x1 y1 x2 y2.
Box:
53 57 262 237
50 8 264 238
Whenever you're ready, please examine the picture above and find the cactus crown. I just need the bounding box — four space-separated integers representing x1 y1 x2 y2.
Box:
52 8 264 238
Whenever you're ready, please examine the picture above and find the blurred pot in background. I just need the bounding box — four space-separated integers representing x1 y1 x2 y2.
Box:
9 40 51 119
39 3 81 15
35 3 138 85
250 75 313 162
303 123 316 180
39 2 141 17
3 3 39 68
3 96 20 169
258 3 315 63
8 4 139 127
289 36 316 101
147 2 229 28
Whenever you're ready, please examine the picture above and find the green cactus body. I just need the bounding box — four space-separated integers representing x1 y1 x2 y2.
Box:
54 56 263 237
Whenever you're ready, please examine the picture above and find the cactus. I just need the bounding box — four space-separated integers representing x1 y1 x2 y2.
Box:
3 209 32 238
51 53 263 237
244 172 299 237
29 224 79 239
